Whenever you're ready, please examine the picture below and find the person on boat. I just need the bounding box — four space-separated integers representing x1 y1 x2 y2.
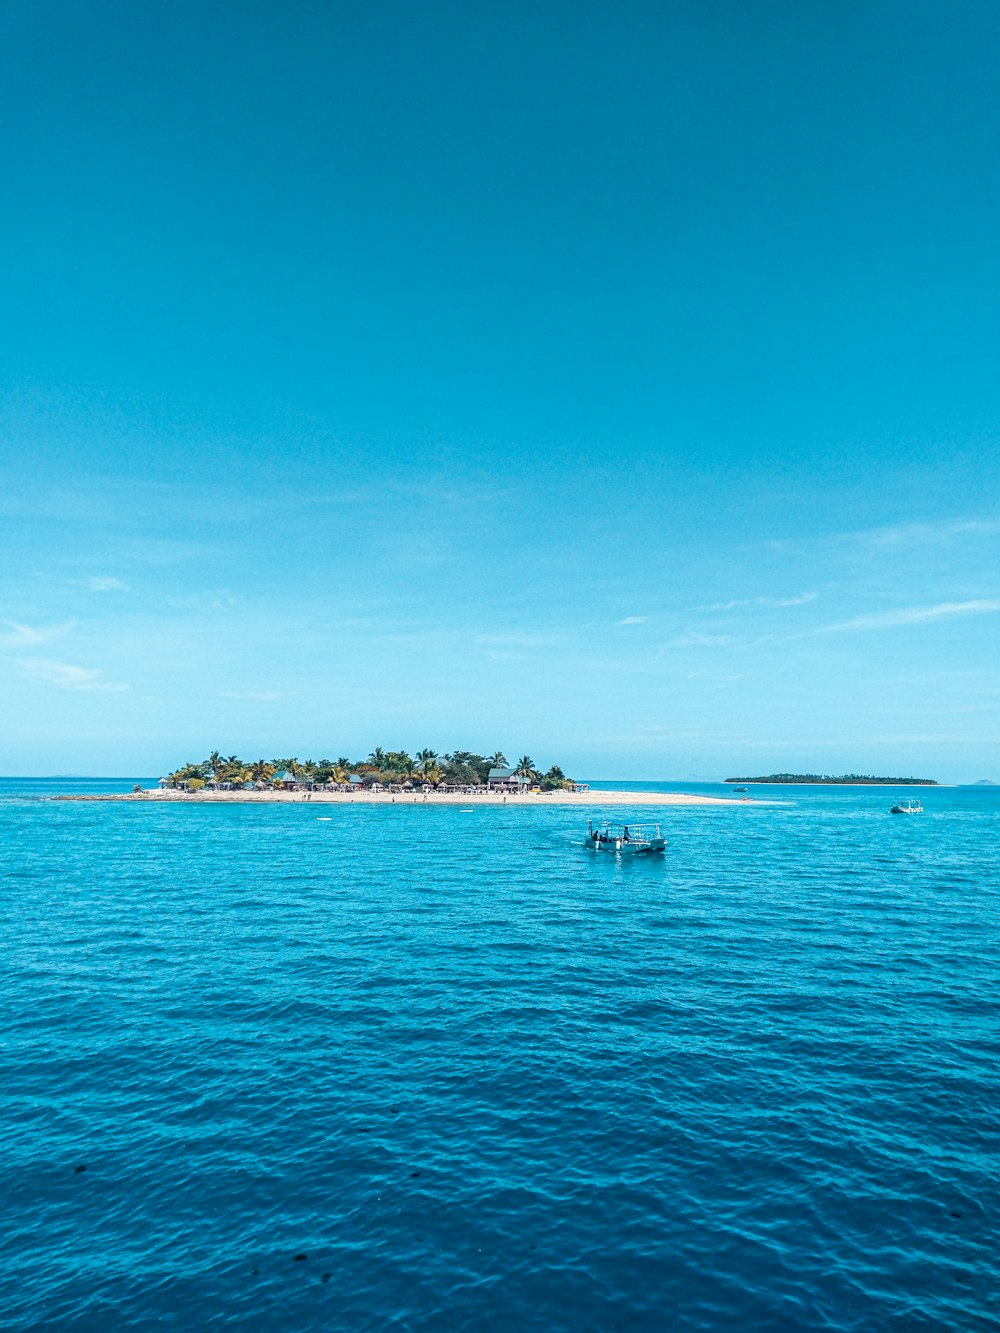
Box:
622 825 630 842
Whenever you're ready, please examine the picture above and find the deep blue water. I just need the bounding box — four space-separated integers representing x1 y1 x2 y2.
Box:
1 779 998 1330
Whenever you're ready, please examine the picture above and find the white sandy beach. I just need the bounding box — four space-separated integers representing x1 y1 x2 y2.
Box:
58 787 739 807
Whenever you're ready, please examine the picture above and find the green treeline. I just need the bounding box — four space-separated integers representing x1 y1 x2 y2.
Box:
724 773 938 785
166 749 575 790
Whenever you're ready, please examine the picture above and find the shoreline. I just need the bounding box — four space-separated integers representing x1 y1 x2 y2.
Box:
53 788 738 807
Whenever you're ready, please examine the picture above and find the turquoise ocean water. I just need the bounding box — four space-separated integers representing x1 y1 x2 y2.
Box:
1 779 997 1330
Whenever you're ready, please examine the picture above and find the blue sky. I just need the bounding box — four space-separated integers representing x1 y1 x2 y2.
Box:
1 0 998 780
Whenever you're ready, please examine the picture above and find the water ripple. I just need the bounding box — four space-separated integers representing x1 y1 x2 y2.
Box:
1 787 998 1330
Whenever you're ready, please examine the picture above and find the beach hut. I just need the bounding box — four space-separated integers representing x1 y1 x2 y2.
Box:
272 770 299 790
487 767 531 792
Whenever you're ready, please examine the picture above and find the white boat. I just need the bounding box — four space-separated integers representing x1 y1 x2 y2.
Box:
890 799 923 814
585 821 666 854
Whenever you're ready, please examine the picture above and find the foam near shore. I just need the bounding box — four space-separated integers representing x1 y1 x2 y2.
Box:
56 787 737 806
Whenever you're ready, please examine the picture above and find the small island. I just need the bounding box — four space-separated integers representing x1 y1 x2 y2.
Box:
53 747 740 807
725 773 938 785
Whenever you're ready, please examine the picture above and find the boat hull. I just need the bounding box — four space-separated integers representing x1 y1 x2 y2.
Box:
585 839 666 854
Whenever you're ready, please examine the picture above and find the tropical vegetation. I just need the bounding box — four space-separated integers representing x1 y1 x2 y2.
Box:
164 748 576 790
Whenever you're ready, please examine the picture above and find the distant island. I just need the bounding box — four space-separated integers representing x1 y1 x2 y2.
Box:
725 773 939 785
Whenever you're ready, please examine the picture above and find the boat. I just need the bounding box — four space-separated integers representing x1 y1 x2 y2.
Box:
734 786 748 794
585 821 666 854
890 799 923 814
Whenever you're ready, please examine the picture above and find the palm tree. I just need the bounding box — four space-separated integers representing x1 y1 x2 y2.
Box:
417 748 438 774
218 755 246 785
516 755 537 779
490 751 508 767
369 747 386 769
208 750 224 778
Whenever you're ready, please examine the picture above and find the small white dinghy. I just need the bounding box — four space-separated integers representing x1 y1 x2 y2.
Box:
890 799 923 814
585 820 666 854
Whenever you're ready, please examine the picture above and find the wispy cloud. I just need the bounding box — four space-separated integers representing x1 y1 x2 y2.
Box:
694 592 817 612
21 658 128 692
0 619 75 649
477 632 561 648
166 591 241 611
671 632 735 647
758 517 1000 557
853 518 1000 550
820 600 1000 633
219 690 283 702
618 615 647 625
300 477 516 513
79 576 130 593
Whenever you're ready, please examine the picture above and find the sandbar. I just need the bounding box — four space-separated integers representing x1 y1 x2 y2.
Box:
55 788 738 807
